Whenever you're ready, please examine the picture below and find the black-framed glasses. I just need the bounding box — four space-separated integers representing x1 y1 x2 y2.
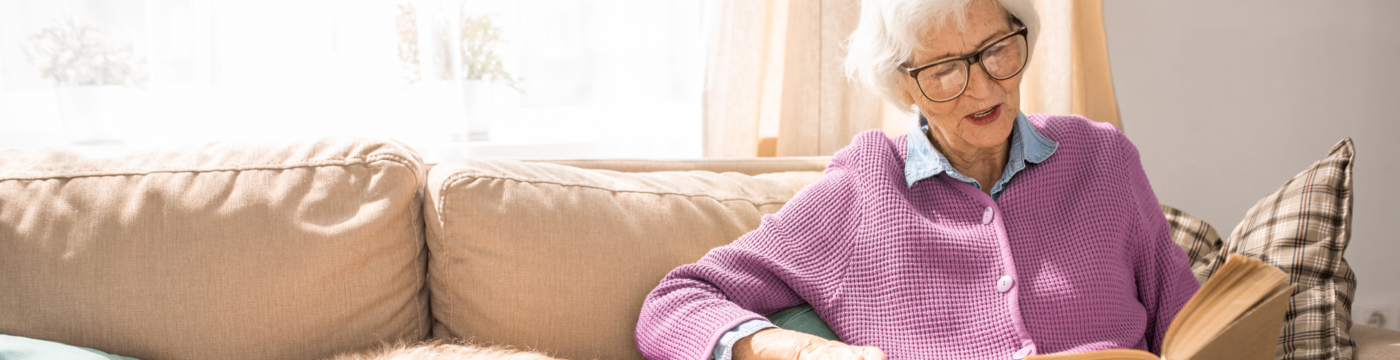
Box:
900 27 1029 103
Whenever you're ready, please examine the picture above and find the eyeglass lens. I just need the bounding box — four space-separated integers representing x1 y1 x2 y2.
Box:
917 33 1027 102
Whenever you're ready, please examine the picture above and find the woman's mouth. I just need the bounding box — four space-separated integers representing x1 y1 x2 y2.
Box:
964 104 1001 126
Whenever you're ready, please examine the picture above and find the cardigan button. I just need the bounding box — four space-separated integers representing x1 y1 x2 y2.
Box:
982 206 994 224
996 275 1014 293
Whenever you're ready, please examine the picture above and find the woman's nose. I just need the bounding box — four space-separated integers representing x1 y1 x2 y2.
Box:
962 63 999 100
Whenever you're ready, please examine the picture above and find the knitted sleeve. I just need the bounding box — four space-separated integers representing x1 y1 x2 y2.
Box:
1116 130 1201 354
635 143 869 360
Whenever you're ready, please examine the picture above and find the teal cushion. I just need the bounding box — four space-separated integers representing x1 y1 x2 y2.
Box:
0 335 138 360
767 304 842 342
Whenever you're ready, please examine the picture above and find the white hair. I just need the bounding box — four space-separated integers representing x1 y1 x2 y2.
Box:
843 0 1039 111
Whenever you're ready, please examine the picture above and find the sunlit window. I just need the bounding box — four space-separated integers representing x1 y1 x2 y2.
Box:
0 0 704 161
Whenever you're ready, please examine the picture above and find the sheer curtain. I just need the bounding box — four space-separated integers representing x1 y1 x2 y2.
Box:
701 0 904 158
1020 0 1122 129
702 0 1121 158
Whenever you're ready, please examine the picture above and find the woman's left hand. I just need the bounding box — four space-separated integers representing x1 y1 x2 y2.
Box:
735 328 886 360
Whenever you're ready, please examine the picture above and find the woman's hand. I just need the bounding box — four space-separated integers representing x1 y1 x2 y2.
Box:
733 328 886 360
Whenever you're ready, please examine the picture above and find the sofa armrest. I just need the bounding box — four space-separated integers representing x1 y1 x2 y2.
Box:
1355 325 1400 360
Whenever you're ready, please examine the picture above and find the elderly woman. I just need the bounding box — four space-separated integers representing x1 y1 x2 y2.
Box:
636 0 1199 359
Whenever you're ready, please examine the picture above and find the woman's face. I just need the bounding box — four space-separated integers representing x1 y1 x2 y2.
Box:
899 0 1024 154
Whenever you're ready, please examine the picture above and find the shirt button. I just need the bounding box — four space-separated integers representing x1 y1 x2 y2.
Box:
1012 345 1034 359
982 207 995 224
996 275 1014 293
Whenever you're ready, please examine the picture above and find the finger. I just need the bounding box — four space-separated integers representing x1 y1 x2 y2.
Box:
807 342 867 360
859 346 886 360
800 339 857 360
812 340 862 358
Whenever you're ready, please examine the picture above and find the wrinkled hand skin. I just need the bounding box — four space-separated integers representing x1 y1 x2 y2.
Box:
733 328 886 360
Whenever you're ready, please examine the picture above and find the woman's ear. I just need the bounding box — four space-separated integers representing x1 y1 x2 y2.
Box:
896 76 917 107
899 86 916 108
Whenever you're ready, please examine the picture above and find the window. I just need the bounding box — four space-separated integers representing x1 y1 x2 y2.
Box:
0 0 704 161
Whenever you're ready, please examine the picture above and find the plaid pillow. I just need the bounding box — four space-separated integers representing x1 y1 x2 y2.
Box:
1212 138 1358 360
1160 204 1222 285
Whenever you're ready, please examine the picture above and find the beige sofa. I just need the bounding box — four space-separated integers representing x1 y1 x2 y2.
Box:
0 137 1396 360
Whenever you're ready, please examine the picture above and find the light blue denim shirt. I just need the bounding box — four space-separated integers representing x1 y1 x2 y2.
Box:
904 111 1059 198
710 111 1059 360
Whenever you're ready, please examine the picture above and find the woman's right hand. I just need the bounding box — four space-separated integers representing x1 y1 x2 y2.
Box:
733 328 886 360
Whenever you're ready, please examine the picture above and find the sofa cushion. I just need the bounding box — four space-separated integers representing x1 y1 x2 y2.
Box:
1213 138 1357 360
424 159 824 360
0 138 430 360
1160 204 1223 284
1352 325 1400 360
529 157 829 175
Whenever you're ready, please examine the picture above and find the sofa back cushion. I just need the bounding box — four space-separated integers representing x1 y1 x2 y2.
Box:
529 157 830 175
424 159 825 360
0 138 430 360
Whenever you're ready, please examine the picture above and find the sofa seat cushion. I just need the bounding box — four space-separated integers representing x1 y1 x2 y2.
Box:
424 159 824 360
1353 325 1400 360
0 138 430 360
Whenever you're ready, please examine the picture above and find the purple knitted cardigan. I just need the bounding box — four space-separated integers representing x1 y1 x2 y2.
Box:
636 115 1200 360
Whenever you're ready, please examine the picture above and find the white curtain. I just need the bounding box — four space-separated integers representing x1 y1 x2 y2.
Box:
1021 0 1122 129
701 0 906 158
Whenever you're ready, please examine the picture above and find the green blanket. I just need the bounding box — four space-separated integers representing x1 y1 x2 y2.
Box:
767 303 842 342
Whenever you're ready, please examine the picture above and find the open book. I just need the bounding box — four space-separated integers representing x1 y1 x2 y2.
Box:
1027 254 1293 360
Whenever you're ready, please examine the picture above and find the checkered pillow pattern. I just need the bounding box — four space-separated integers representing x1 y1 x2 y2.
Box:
1211 138 1358 360
1160 204 1222 285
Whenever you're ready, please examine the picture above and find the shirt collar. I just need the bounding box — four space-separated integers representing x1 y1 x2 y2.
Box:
904 111 1058 188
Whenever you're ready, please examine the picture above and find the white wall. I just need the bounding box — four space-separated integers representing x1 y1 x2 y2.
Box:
1104 0 1400 304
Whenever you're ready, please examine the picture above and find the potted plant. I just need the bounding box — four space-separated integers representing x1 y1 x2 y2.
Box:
21 17 147 145
459 12 519 142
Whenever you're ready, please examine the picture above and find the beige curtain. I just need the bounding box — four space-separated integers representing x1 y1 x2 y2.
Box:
1021 0 1122 129
702 0 1120 158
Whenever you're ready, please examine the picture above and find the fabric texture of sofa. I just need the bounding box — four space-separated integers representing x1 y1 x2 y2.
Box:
0 138 429 360
1 137 1396 360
